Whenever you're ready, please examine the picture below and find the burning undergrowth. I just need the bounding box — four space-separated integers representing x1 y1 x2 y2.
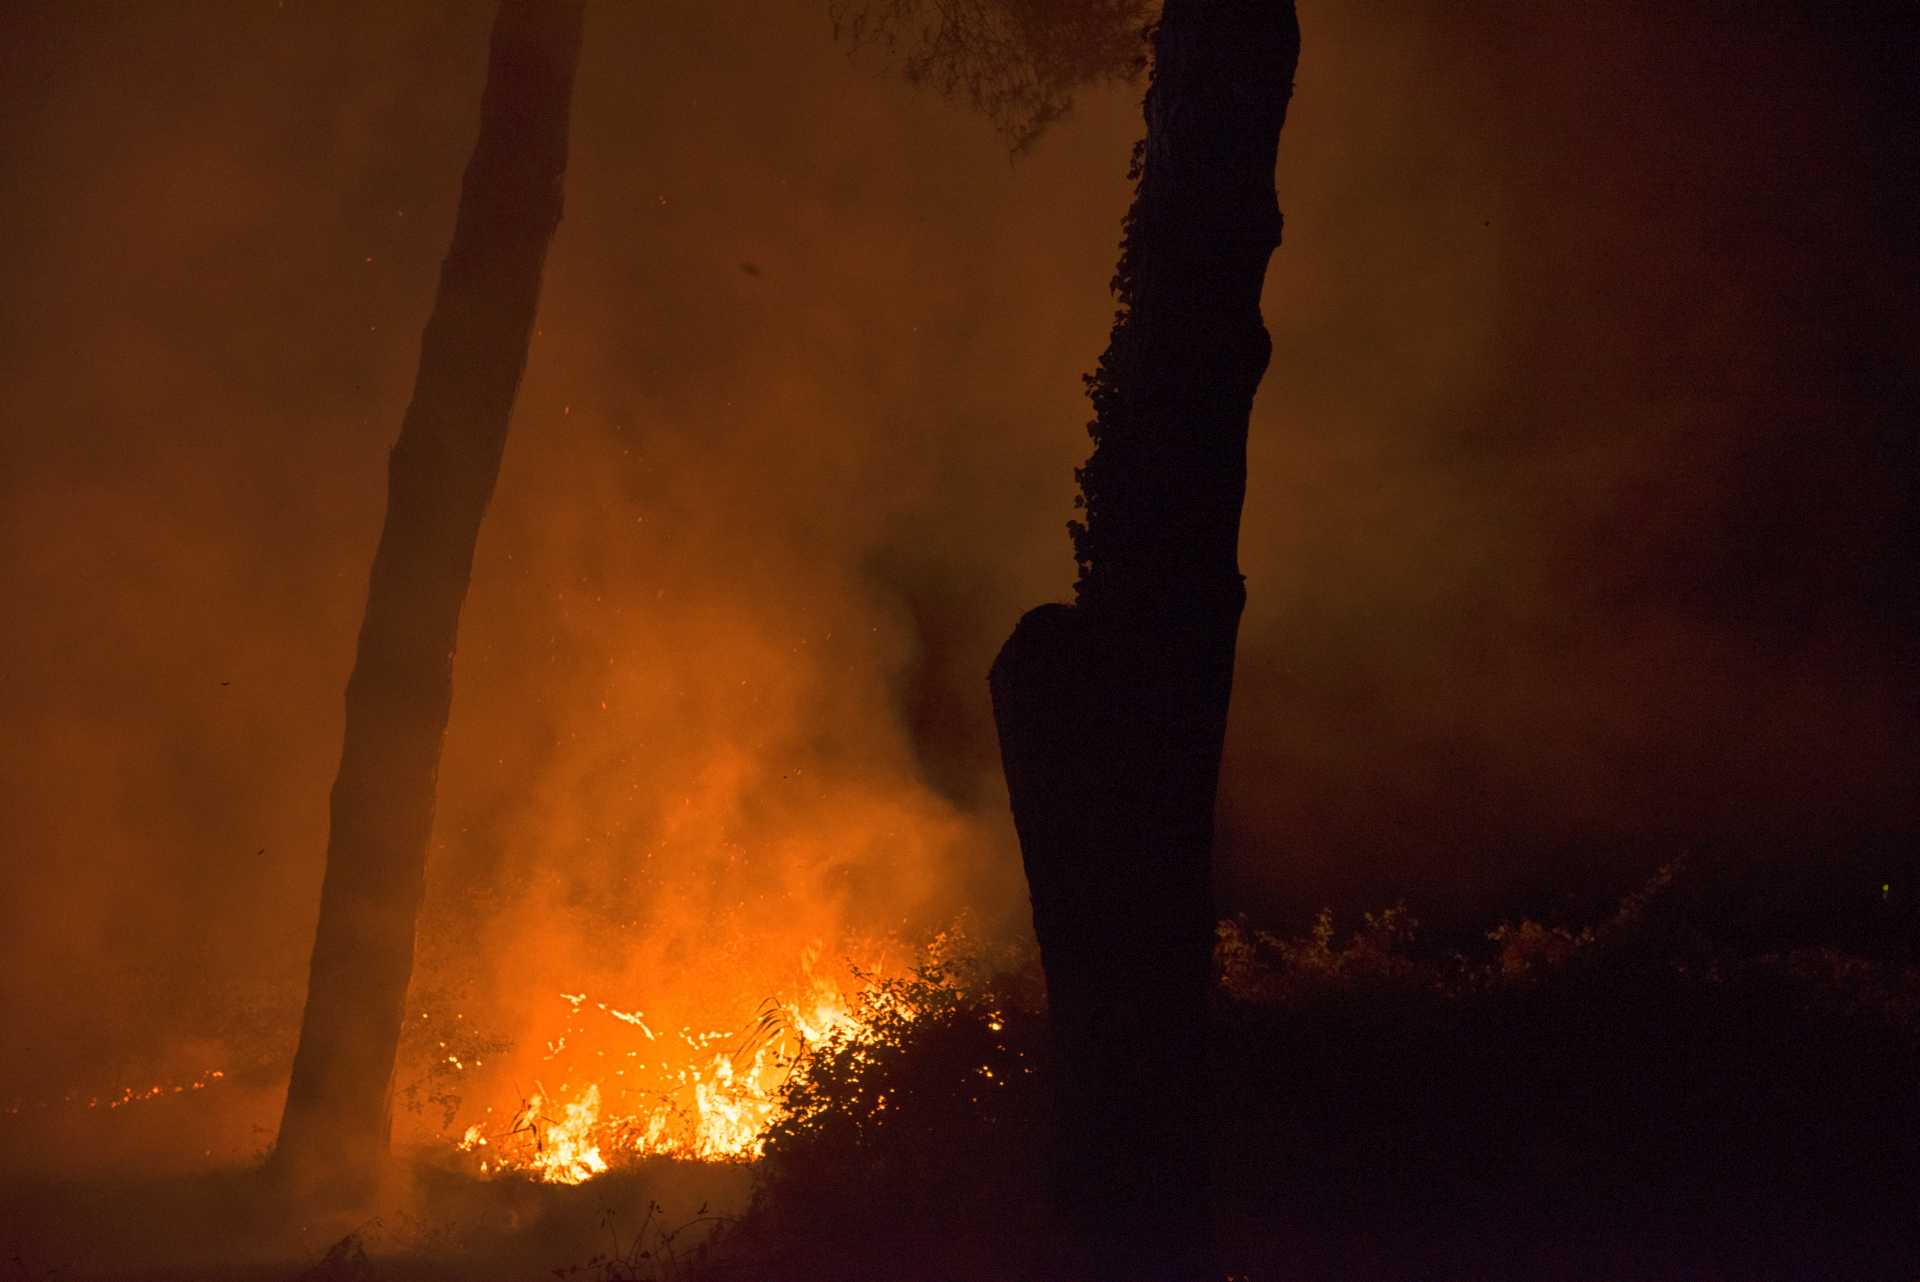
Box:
382 898 1028 1188
6 868 1918 1280
420 939 892 1181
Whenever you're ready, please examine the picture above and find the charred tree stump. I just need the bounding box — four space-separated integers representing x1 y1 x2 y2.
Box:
989 1 1298 1276
274 0 585 1188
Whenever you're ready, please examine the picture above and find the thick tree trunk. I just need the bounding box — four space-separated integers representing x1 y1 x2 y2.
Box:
988 1 1297 1276
275 0 585 1187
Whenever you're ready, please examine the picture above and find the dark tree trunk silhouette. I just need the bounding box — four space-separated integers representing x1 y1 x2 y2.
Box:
988 1 1297 1276
275 0 586 1185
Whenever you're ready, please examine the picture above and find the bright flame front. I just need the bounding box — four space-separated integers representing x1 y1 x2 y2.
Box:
450 946 870 1180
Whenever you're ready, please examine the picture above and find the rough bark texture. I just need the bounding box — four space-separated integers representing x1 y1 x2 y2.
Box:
988 1 1297 1276
275 0 585 1186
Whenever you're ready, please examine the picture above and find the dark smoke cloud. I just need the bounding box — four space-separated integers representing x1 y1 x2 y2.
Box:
1220 0 1918 921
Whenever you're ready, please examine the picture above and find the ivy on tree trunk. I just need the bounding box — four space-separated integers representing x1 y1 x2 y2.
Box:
989 1 1298 1276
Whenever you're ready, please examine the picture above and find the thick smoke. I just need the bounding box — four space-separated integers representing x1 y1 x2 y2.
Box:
1 0 1912 1176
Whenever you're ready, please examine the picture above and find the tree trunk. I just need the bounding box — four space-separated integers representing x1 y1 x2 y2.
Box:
275 0 586 1187
988 1 1297 1276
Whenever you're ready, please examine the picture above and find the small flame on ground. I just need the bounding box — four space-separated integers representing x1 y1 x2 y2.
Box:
449 946 872 1181
4 1068 232 1124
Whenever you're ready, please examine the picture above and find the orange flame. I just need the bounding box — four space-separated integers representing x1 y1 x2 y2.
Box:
447 944 875 1180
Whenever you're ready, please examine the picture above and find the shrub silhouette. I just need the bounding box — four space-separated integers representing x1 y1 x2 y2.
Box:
732 870 1919 1280
746 952 1056 1279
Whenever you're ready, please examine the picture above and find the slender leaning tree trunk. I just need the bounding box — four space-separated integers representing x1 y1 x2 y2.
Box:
988 2 1297 1276
275 0 586 1186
